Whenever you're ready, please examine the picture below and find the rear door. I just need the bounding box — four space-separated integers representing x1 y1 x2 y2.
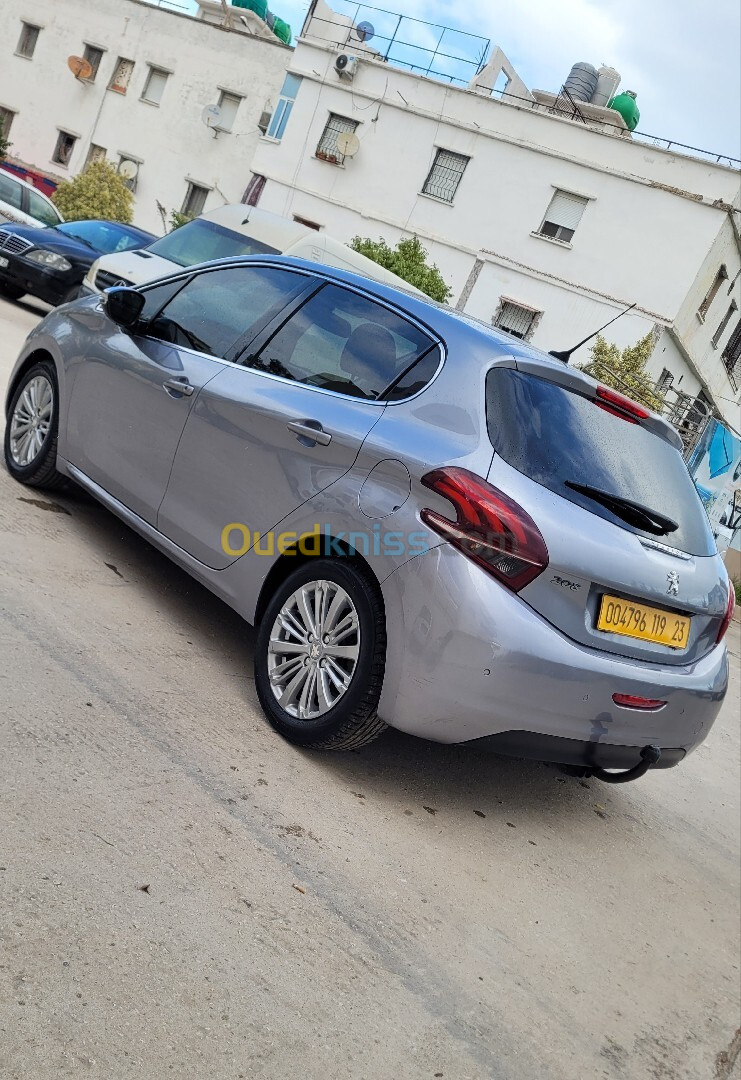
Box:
64 265 308 523
485 364 727 665
157 280 435 568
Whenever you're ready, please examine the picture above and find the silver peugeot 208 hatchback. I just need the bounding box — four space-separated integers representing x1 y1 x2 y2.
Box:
3 256 732 780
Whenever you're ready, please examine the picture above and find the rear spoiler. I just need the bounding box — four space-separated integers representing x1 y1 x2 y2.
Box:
511 356 683 451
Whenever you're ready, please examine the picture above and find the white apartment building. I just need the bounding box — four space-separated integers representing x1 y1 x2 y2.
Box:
248 0 741 429
0 0 291 233
1 0 738 431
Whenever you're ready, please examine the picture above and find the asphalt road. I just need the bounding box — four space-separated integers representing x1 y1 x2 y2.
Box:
0 293 739 1080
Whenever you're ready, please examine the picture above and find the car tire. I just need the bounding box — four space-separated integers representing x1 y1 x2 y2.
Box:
0 282 25 301
3 361 66 490
254 558 388 750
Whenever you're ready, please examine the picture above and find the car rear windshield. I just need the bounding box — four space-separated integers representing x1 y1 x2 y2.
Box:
486 368 715 557
146 219 279 267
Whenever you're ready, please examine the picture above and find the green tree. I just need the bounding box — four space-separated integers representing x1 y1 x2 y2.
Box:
580 332 665 411
168 209 193 231
349 234 452 303
52 160 133 223
0 124 10 160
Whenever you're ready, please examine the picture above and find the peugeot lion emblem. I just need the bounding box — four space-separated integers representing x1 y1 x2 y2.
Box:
666 571 680 596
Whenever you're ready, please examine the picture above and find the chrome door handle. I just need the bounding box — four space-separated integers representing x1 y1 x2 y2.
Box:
163 378 194 397
287 420 332 446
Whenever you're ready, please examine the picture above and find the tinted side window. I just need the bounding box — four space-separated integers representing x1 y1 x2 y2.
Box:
28 189 61 226
0 173 23 210
384 347 441 401
138 277 190 323
250 283 433 400
147 267 308 359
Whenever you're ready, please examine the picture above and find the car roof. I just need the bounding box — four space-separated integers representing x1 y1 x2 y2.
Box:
0 167 54 201
200 204 313 250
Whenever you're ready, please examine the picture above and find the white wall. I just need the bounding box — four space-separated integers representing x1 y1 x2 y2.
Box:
0 0 290 233
249 32 740 423
673 217 741 414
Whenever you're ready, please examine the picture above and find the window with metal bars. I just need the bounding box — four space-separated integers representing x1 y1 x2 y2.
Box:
711 300 738 349
656 368 674 394
422 149 469 203
722 320 741 390
538 189 588 243
493 300 540 341
316 114 358 165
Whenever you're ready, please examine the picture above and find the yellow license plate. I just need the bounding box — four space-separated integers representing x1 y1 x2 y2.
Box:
597 594 690 648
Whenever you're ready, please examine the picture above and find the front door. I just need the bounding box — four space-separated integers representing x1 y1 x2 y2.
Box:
64 265 310 524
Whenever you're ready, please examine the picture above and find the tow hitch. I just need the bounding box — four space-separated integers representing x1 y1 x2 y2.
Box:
589 744 662 785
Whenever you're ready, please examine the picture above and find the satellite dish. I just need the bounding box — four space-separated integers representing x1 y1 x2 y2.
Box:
118 159 138 181
336 131 360 158
355 20 374 42
68 55 93 80
201 104 222 129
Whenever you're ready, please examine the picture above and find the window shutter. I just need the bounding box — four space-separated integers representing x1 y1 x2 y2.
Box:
145 69 168 104
544 190 587 230
218 93 241 131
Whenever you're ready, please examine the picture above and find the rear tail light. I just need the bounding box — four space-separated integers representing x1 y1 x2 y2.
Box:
716 584 736 644
421 467 548 592
596 386 651 424
613 693 667 711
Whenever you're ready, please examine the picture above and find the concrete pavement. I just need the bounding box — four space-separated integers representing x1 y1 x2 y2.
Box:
0 293 739 1080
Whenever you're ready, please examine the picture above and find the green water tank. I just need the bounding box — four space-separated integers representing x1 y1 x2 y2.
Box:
608 90 640 131
270 15 291 44
233 0 268 19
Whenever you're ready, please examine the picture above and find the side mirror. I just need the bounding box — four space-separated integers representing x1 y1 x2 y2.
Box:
105 287 145 328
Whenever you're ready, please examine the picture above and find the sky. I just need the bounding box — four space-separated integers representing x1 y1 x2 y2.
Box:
152 0 741 160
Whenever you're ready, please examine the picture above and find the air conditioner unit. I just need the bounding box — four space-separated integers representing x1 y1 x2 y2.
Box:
335 54 358 80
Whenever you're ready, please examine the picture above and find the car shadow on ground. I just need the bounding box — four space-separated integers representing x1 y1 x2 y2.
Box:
5 295 53 319
45 484 628 822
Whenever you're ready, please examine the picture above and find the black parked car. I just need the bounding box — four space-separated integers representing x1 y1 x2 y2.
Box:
0 219 156 306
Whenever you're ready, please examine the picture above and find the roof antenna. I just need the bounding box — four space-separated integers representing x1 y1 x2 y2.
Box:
549 302 637 364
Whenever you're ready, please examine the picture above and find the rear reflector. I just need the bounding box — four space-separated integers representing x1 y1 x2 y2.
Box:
716 584 736 644
421 467 548 592
596 386 651 424
612 693 667 711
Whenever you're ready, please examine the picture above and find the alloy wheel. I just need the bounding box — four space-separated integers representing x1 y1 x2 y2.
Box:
9 375 54 467
267 579 361 719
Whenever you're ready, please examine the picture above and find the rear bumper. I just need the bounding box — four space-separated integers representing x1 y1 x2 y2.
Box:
378 546 728 760
469 731 685 769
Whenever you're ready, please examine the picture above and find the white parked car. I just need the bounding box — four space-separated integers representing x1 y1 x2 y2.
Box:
0 168 64 229
80 204 426 297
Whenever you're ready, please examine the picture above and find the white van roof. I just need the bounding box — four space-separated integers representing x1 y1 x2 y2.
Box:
200 204 427 298
201 204 313 251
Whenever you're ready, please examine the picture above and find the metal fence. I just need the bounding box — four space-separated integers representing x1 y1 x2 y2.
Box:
305 0 492 86
583 359 714 460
